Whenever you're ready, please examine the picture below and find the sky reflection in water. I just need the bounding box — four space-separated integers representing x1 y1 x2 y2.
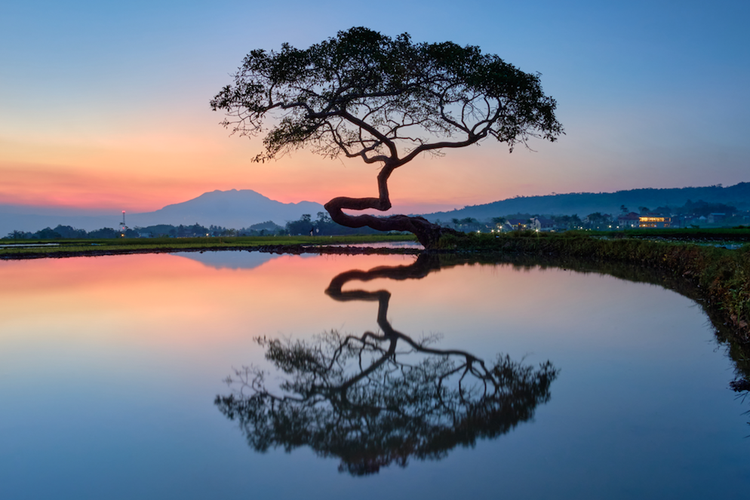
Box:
0 251 748 499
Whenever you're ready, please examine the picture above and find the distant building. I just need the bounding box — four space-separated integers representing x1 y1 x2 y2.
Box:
707 213 726 224
505 219 528 230
639 214 671 228
617 212 640 228
529 217 556 231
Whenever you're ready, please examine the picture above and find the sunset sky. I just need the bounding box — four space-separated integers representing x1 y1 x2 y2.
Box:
1 0 748 214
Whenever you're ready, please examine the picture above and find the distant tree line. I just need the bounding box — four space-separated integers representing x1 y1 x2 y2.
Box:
647 200 739 217
3 214 391 241
5 225 123 240
285 212 385 236
430 198 748 234
4 199 746 240
3 223 249 240
434 214 585 232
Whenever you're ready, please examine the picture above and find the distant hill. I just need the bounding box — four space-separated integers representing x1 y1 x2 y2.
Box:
0 189 325 235
4 184 750 236
422 183 750 222
127 189 324 229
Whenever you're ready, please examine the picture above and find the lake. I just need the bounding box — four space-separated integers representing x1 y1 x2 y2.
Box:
1 251 748 499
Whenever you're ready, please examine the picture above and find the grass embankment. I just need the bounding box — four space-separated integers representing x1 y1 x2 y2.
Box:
591 227 750 243
443 231 750 377
0 234 418 259
436 248 750 384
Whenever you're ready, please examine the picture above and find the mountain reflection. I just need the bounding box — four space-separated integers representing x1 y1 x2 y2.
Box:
215 255 559 475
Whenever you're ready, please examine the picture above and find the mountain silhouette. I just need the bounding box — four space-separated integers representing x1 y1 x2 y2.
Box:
3 183 749 235
422 182 750 221
128 189 324 228
0 189 324 234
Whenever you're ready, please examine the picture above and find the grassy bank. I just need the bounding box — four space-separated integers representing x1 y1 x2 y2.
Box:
433 250 750 385
593 227 750 242
443 231 750 365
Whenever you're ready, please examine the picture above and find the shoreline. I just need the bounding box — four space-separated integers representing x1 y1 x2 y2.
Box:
0 244 423 260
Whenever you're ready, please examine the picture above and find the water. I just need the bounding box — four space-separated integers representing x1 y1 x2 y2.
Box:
328 240 424 249
0 251 748 499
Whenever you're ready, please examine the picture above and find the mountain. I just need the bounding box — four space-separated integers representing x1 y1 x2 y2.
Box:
4 184 750 236
126 189 325 229
175 251 279 270
422 183 750 221
0 189 325 235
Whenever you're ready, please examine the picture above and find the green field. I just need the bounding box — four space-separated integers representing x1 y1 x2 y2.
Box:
593 227 750 241
0 234 417 258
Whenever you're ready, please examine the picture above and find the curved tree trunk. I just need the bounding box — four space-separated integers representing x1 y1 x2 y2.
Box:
324 254 488 366
324 164 460 249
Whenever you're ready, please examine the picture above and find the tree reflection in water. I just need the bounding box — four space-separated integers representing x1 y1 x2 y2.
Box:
215 255 559 475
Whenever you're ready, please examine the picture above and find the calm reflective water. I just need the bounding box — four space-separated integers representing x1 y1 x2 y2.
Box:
1 252 748 499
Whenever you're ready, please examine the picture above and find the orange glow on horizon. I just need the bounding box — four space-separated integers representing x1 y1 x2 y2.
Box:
0 120 555 213
0 253 421 350
0 252 653 356
4 114 691 214
0 152 526 213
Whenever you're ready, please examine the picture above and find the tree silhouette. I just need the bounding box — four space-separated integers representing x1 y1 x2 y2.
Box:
215 256 558 475
211 27 563 248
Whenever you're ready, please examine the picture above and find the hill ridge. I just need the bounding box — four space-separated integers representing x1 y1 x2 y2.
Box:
422 182 750 221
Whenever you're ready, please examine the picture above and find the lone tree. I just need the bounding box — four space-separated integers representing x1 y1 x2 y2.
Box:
211 27 563 248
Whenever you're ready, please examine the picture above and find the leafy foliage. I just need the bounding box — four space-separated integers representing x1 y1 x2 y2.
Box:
211 27 562 166
285 212 384 236
212 27 562 248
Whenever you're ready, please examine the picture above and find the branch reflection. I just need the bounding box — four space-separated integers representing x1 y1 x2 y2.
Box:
215 255 559 475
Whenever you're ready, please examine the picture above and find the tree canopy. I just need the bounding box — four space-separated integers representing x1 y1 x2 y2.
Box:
212 27 563 247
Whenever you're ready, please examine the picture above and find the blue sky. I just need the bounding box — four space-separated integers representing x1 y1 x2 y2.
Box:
1 0 748 212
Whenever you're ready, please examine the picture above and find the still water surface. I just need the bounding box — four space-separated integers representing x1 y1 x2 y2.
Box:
0 251 748 499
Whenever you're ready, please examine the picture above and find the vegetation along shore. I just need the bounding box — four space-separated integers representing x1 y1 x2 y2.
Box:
441 230 750 388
